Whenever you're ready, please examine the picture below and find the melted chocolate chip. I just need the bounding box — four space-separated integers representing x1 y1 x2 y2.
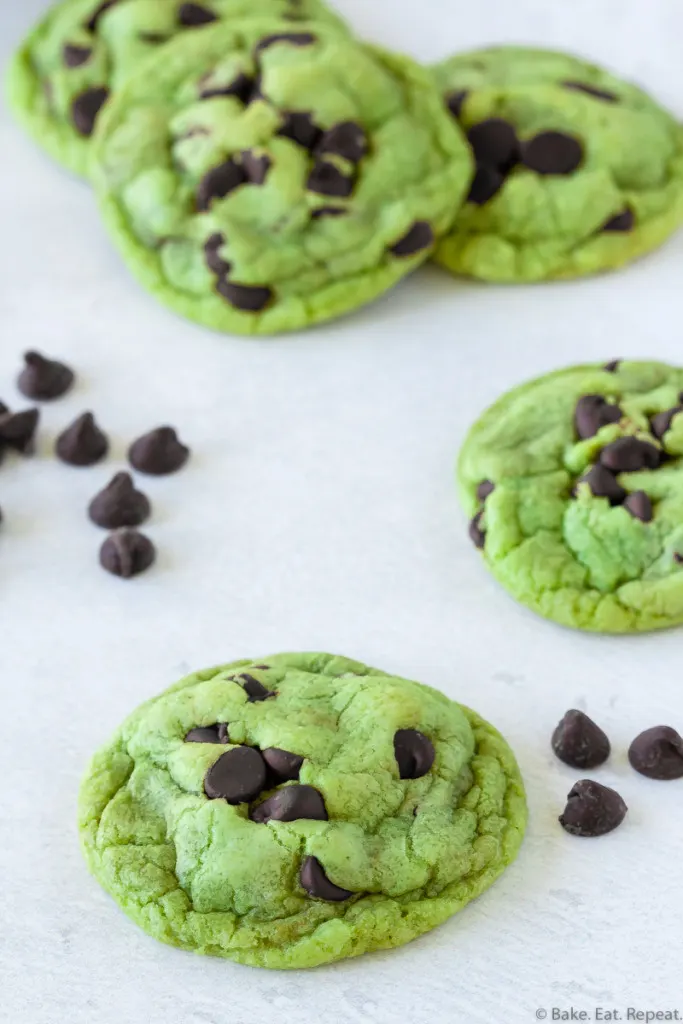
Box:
300 856 353 901
241 150 271 184
467 164 505 205
71 87 109 136
200 72 255 104
216 279 273 312
599 437 661 473
469 509 486 547
196 159 245 212
574 394 622 440
477 480 495 502
316 122 368 163
88 472 151 529
551 710 611 769
521 131 583 175
178 2 217 26
628 726 683 780
63 44 92 67
128 427 190 476
278 111 323 151
389 222 434 257
185 725 229 744
56 412 108 466
562 80 618 103
85 0 118 32
559 780 627 837
100 529 156 579
250 785 328 824
467 118 518 171
262 748 304 781
238 673 275 702
602 208 635 233
203 233 231 275
578 464 627 505
255 32 316 52
603 360 621 373
651 405 683 439
623 490 653 522
446 89 468 119
18 351 74 401
307 160 355 198
0 409 40 454
204 747 267 803
394 729 435 779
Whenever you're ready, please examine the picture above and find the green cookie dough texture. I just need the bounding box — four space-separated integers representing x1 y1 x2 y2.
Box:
89 20 472 335
459 361 683 633
432 47 683 281
6 0 348 178
79 653 527 969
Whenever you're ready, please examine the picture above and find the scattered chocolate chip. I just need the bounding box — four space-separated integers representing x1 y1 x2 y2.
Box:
628 726 683 780
204 747 267 803
238 673 275 702
277 111 322 151
599 437 661 473
559 779 627 837
307 160 355 198
251 785 328 824
602 208 635 233
300 856 353 901
562 80 618 103
551 710 611 769
675 553 683 564
477 480 495 502
0 409 40 454
196 159 245 212
18 351 75 401
56 412 108 466
577 464 627 505
262 747 304 782
255 32 316 52
200 72 255 104
521 131 583 175
88 472 151 529
316 122 368 163
85 0 118 32
216 279 273 312
178 2 217 26
623 490 653 522
63 43 92 67
467 164 505 205
467 118 518 170
99 528 156 579
71 87 109 136
394 729 435 779
651 405 683 439
203 233 231 275
128 427 189 476
469 509 486 547
389 221 434 257
240 150 271 184
574 394 622 440
446 89 468 119
185 725 226 743
311 207 347 219
603 360 621 373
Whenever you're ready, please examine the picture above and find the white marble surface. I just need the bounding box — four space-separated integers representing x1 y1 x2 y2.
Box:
2 2 682 1022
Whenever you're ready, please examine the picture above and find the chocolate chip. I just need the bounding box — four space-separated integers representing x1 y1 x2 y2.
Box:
599 437 661 473
241 150 270 184
255 32 316 53
469 509 486 547
316 122 368 163
651 406 683 439
185 725 227 743
99 528 156 579
200 72 255 104
88 472 151 529
628 726 683 780
477 480 495 502
196 159 245 212
63 44 92 67
203 233 231 276
675 553 683 564
602 208 635 233
603 360 621 373
300 856 353 901
394 729 435 779
623 490 653 522
277 111 322 151
562 81 618 103
18 351 74 401
311 207 347 219
250 785 328 824
71 87 109 136
467 118 518 170
178 3 217 26
85 0 118 32
559 780 627 837
574 394 622 440
389 221 434 257
216 279 273 312
446 89 468 119
128 427 189 476
467 164 505 205
0 409 40 454
262 747 303 781
204 747 267 803
551 710 611 769
238 673 275 702
138 32 169 44
577 464 627 505
521 131 583 175
56 412 108 466
307 160 355 198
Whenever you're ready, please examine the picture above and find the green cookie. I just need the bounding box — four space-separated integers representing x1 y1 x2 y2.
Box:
6 0 349 178
459 361 683 633
88 21 472 335
79 653 527 969
432 47 683 281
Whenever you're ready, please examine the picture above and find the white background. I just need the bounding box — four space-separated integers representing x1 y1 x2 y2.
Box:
2 2 682 1022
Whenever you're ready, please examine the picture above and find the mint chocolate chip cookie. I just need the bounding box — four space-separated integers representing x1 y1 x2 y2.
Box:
433 47 683 281
79 653 527 969
6 0 349 178
459 361 683 633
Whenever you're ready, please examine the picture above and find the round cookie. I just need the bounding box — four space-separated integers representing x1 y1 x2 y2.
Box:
88 21 472 335
79 652 527 969
459 360 683 633
432 47 683 282
6 0 349 178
